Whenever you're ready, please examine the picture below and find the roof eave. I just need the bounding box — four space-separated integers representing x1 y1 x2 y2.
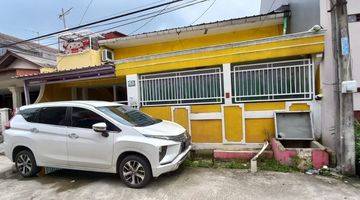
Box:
99 12 286 48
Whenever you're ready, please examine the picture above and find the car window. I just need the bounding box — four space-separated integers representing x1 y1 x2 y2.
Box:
38 107 67 126
19 108 41 123
71 107 120 131
97 105 162 127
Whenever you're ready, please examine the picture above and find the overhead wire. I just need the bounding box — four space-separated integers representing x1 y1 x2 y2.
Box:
78 0 95 25
190 0 216 25
33 0 209 48
0 0 185 48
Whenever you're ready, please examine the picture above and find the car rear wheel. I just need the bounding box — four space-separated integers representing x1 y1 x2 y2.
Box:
119 155 152 188
15 150 40 177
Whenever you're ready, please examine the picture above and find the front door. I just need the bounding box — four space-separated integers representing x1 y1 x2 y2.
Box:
67 107 116 169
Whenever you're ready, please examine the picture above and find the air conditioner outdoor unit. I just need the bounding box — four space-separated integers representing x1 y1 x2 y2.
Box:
101 49 114 62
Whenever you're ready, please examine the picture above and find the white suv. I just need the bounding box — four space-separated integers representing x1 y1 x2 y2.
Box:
3 101 191 188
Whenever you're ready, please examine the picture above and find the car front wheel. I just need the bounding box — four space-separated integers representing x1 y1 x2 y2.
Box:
119 155 152 188
15 150 40 177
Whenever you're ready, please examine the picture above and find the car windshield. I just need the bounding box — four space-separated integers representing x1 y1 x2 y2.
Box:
97 105 162 127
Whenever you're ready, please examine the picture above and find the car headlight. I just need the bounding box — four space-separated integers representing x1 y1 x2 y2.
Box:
143 134 171 140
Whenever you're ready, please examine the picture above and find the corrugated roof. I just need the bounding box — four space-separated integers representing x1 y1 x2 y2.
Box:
15 64 114 79
0 32 58 53
100 11 289 46
0 50 56 69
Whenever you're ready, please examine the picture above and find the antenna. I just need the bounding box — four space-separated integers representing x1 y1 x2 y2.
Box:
59 7 73 29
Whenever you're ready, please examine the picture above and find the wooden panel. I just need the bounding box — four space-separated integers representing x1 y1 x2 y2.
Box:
191 120 222 143
224 106 243 142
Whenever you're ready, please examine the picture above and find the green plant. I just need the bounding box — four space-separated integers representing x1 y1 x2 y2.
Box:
258 158 298 172
215 160 249 169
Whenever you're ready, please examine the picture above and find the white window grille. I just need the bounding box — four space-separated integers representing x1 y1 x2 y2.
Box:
231 59 314 102
139 68 223 106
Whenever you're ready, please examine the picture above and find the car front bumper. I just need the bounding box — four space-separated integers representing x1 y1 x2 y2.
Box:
152 145 191 177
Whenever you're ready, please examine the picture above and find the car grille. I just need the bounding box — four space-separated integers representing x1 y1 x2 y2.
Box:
168 131 191 152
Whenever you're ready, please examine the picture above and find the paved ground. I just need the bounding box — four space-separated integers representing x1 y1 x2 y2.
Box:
0 155 359 200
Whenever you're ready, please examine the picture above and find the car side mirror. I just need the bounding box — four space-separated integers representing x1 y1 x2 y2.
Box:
92 122 109 137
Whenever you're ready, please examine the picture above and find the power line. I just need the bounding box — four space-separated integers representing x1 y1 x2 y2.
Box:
34 0 208 49
0 0 184 48
128 5 170 35
87 0 202 30
190 0 216 25
79 0 95 25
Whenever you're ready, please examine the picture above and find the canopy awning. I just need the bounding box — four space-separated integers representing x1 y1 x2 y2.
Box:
17 64 115 86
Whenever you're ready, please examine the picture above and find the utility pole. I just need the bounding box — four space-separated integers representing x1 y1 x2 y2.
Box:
58 7 73 29
329 0 356 175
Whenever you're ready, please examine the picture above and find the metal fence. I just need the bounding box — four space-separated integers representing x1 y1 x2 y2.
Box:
231 59 314 102
139 68 224 106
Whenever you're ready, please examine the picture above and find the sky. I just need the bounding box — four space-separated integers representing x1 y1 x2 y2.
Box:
0 0 261 46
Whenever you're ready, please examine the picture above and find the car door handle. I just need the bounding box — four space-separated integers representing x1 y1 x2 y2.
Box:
30 128 39 133
68 133 79 139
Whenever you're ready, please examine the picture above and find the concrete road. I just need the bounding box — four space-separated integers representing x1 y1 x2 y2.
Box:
0 156 359 200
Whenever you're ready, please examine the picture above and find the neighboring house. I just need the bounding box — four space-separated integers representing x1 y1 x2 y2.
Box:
0 33 57 110
20 9 326 150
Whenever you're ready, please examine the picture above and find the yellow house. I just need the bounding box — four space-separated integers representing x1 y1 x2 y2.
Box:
20 10 325 150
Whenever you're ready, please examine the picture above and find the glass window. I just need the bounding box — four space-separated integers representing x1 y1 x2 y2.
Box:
38 107 67 126
19 108 41 123
98 105 161 127
71 107 120 131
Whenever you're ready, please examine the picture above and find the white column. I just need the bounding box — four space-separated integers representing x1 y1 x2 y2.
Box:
8 87 23 110
0 108 10 133
126 74 140 108
223 63 232 105
23 82 30 105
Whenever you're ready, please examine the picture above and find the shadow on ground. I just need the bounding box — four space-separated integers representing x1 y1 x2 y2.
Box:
0 163 188 193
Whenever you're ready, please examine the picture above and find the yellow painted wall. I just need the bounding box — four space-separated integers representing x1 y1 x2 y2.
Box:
40 67 56 73
289 103 310 111
191 120 222 143
114 25 282 59
173 108 190 132
39 84 72 102
61 77 125 88
245 102 285 111
245 118 275 143
116 35 324 76
223 106 243 142
57 49 102 70
191 105 221 113
141 106 172 121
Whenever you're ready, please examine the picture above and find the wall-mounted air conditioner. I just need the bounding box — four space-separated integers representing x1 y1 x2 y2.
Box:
101 49 114 62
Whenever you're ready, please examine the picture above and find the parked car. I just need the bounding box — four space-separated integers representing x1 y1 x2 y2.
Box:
3 101 191 188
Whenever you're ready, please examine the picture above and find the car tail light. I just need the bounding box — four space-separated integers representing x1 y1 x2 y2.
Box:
4 121 10 129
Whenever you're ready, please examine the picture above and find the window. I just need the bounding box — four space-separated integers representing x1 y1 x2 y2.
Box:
139 68 223 106
98 105 161 127
231 59 314 102
38 107 67 126
19 108 41 123
70 107 120 131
